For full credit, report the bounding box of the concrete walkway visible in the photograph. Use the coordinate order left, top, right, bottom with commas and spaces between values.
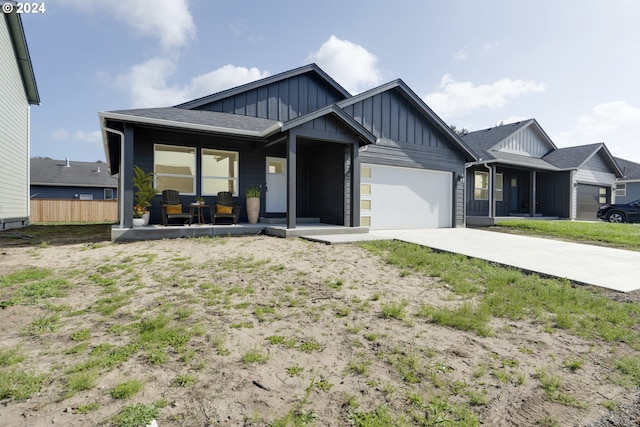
369, 228, 640, 293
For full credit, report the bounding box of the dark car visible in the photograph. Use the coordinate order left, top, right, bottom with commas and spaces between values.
597, 199, 640, 223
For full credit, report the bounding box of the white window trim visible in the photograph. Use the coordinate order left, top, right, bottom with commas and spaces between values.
154, 143, 196, 195
201, 148, 239, 196
616, 183, 627, 197
495, 173, 504, 202
474, 171, 489, 201
104, 188, 114, 200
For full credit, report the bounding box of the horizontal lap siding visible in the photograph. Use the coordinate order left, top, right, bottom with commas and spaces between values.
0, 17, 30, 224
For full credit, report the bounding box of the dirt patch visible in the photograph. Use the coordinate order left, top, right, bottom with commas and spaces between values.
0, 232, 639, 426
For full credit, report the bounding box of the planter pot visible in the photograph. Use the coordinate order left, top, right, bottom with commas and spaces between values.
142, 211, 150, 225
133, 217, 145, 227
246, 197, 260, 224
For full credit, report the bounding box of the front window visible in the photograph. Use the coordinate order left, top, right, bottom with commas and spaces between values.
154, 144, 196, 194
202, 149, 239, 196
104, 188, 114, 200
616, 183, 626, 197
495, 173, 504, 201
474, 171, 488, 200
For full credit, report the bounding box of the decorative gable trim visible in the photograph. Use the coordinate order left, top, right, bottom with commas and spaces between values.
491, 120, 555, 158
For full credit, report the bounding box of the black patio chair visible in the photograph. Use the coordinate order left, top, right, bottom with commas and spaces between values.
209, 191, 240, 224
160, 189, 192, 226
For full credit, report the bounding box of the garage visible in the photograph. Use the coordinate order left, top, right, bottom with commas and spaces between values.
360, 163, 452, 229
576, 184, 610, 221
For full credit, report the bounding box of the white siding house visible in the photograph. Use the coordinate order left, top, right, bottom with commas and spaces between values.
0, 12, 40, 230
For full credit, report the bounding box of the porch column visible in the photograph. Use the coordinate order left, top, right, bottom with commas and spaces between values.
286, 132, 297, 229
350, 143, 360, 227
530, 170, 537, 217
489, 166, 496, 218
122, 124, 134, 228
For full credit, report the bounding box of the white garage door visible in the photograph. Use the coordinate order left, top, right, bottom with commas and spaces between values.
361, 164, 452, 229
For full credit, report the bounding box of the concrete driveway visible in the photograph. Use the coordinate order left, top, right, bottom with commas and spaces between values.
370, 228, 640, 293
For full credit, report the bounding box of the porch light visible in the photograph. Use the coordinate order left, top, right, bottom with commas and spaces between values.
457, 174, 465, 184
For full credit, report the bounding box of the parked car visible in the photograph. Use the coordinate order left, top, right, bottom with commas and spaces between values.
597, 199, 640, 223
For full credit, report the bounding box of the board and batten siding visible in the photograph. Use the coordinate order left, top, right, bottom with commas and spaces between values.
493, 125, 551, 158
0, 16, 30, 229
571, 153, 617, 219
195, 74, 346, 122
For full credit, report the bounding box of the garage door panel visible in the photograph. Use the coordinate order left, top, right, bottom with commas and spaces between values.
362, 164, 452, 230
576, 184, 609, 221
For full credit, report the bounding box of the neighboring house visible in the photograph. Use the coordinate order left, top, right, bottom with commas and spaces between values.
0, 12, 40, 230
99, 63, 476, 232
30, 158, 118, 200
462, 119, 623, 224
614, 157, 640, 203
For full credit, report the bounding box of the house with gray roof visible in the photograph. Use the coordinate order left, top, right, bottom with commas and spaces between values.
462, 119, 623, 224
614, 157, 640, 204
100, 63, 476, 239
30, 158, 118, 200
0, 12, 40, 230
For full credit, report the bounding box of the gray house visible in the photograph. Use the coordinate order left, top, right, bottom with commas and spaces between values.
0, 12, 40, 230
31, 158, 118, 200
614, 157, 640, 204
99, 64, 476, 236
462, 119, 623, 224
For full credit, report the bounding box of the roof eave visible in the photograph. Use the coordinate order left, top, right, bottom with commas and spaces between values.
5, 13, 39, 105
98, 111, 283, 138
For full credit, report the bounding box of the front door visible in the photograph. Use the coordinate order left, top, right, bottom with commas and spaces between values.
510, 177, 518, 212
265, 157, 286, 212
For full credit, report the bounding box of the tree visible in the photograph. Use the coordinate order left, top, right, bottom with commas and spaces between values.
449, 124, 469, 136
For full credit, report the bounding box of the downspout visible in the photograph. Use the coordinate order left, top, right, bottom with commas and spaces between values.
27, 104, 31, 226
464, 159, 494, 219
102, 126, 125, 228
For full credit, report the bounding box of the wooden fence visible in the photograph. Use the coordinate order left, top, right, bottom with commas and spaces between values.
30, 199, 118, 223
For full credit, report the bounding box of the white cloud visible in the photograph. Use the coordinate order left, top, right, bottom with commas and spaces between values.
59, 0, 195, 51
425, 74, 545, 118
453, 48, 468, 62
483, 41, 500, 53
113, 59, 270, 108
51, 129, 102, 146
306, 35, 383, 94
553, 101, 640, 163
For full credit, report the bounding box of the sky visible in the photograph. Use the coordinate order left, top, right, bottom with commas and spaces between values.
19, 0, 640, 165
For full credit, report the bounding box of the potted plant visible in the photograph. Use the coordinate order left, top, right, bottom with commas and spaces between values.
245, 186, 261, 224
132, 204, 146, 227
133, 165, 156, 226
195, 196, 205, 205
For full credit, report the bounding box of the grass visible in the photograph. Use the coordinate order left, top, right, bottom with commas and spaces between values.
241, 348, 269, 364
0, 369, 46, 400
110, 379, 143, 399
109, 400, 167, 427
496, 220, 640, 251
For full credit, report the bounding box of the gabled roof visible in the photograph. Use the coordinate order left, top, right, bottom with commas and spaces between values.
31, 158, 117, 188
281, 104, 376, 145
615, 157, 640, 181
543, 143, 623, 177
175, 63, 351, 110
462, 119, 555, 161
4, 13, 39, 105
338, 79, 477, 161
100, 108, 282, 138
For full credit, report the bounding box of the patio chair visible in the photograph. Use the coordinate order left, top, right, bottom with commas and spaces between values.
209, 191, 240, 224
160, 189, 192, 226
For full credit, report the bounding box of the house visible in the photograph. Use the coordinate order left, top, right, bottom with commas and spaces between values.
99, 64, 476, 238
0, 12, 40, 230
30, 158, 118, 200
462, 119, 623, 225
614, 157, 640, 203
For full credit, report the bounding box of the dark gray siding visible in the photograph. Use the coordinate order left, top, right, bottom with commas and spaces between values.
31, 185, 117, 200
584, 151, 612, 173
131, 126, 286, 224
616, 182, 640, 204
537, 172, 570, 217
194, 74, 345, 122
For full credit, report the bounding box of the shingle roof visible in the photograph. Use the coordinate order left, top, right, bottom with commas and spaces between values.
542, 143, 604, 169
490, 151, 559, 171
31, 158, 117, 187
461, 119, 536, 160
615, 157, 640, 180
104, 107, 282, 136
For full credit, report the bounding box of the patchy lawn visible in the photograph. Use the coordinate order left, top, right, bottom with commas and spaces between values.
0, 228, 640, 426
493, 220, 640, 251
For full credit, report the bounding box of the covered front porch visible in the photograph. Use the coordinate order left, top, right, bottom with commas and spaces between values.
465, 163, 571, 224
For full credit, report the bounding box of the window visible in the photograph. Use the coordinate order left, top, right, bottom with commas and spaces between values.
474, 171, 489, 200
361, 200, 371, 210
361, 167, 371, 178
104, 188, 114, 200
616, 183, 627, 197
495, 173, 504, 201
79, 194, 93, 200
202, 149, 239, 196
361, 184, 371, 195
154, 144, 196, 194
